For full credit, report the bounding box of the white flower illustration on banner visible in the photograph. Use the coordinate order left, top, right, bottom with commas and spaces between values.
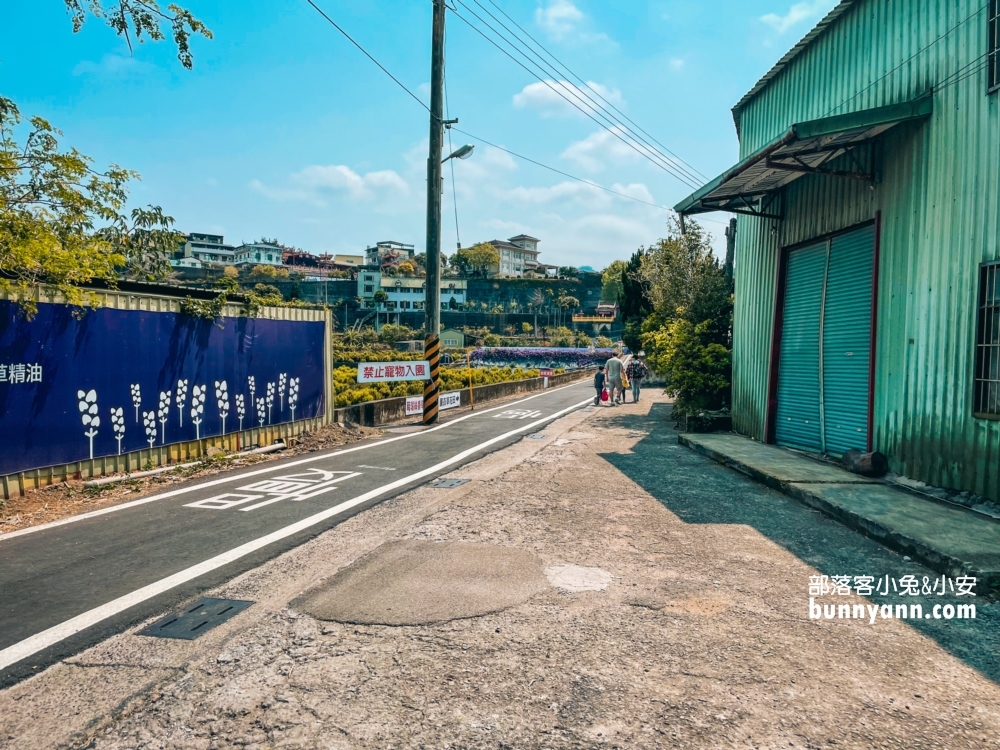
248, 375, 256, 404
130, 383, 141, 422
288, 377, 300, 422
157, 390, 171, 444
278, 372, 287, 410
191, 384, 206, 439
215, 380, 230, 434
256, 397, 266, 428
236, 394, 246, 431
266, 382, 276, 424
143, 410, 157, 448
176, 379, 189, 427
77, 389, 99, 459
111, 407, 125, 455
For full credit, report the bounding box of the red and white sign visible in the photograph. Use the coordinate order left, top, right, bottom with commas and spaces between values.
440, 392, 462, 411
405, 396, 423, 416
357, 361, 430, 383
539, 369, 554, 378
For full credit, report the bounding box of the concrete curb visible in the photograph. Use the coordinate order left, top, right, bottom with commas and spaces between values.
678, 434, 1000, 591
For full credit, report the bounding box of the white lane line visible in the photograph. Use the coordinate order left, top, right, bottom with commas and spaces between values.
0, 381, 589, 542
0, 397, 592, 673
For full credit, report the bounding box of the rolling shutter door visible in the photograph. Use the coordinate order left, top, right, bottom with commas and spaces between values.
822, 226, 874, 455
775, 244, 827, 451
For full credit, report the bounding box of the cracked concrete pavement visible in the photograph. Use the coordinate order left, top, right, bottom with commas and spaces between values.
3, 393, 1000, 749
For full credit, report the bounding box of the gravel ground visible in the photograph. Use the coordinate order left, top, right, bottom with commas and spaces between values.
3, 393, 1000, 749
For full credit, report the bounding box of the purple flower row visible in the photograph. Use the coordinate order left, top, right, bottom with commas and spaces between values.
470, 347, 615, 369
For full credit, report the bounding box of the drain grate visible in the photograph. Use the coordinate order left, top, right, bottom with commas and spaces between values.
527, 433, 546, 439
138, 598, 253, 640
429, 478, 470, 488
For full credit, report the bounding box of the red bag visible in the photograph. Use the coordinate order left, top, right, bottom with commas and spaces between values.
600, 387, 609, 402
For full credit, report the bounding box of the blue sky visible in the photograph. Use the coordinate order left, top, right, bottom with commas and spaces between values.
3, 0, 837, 268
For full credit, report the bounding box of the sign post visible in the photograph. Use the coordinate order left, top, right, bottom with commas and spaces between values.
539, 368, 553, 388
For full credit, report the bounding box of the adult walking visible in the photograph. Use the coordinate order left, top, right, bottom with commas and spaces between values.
605, 351, 624, 405
625, 355, 649, 403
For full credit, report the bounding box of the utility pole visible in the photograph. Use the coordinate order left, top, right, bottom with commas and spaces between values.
422, 0, 446, 425
724, 217, 737, 286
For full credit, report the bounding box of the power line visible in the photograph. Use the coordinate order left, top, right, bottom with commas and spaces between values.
460, 0, 706, 188
303, 0, 727, 226
451, 0, 701, 189
477, 0, 709, 184
304, 0, 430, 113
449, 2, 702, 190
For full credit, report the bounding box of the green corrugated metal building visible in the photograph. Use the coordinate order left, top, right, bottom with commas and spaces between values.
676, 0, 1000, 499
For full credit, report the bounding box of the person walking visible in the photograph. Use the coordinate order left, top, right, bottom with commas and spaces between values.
625, 356, 649, 403
605, 352, 624, 405
594, 365, 607, 407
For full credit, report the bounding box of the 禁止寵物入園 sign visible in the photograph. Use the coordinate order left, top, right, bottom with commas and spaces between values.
357, 362, 430, 383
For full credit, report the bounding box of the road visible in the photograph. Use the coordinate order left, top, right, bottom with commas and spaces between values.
0, 380, 594, 687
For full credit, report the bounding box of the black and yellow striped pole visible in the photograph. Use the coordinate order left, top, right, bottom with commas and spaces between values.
423, 333, 440, 424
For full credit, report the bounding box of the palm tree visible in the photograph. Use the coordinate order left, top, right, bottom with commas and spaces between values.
529, 289, 544, 337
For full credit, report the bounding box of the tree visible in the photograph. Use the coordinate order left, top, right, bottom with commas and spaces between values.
521, 322, 533, 335
639, 217, 733, 422
620, 248, 652, 353
452, 242, 499, 278
222, 265, 239, 278
250, 264, 277, 279
0, 3, 211, 315
64, 1, 212, 69
601, 260, 627, 302
558, 266, 579, 278
398, 260, 415, 276
596, 335, 613, 348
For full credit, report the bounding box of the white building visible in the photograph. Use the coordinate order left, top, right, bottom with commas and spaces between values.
234, 242, 284, 267
364, 240, 415, 267
174, 232, 235, 266
357, 269, 467, 311
485, 234, 541, 278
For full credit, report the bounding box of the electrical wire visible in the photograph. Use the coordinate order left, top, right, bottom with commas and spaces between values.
443, 29, 463, 250
459, 0, 705, 187
449, 1, 702, 190
476, 0, 709, 184
303, 0, 727, 226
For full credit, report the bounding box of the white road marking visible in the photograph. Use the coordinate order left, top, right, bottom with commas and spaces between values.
0, 381, 588, 542
0, 397, 592, 673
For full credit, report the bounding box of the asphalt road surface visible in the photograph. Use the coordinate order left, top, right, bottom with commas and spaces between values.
0, 381, 594, 686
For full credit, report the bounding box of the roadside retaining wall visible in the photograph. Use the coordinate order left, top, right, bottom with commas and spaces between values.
332, 369, 594, 427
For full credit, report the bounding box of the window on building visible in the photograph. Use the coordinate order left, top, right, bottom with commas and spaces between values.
364, 284, 374, 293
975, 262, 1000, 415
401, 300, 410, 310
992, 0, 1000, 91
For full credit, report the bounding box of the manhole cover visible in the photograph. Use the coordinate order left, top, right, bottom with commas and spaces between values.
527, 433, 546, 439
138, 598, 253, 640
429, 478, 469, 488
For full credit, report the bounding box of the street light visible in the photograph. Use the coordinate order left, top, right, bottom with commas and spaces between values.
443, 144, 474, 163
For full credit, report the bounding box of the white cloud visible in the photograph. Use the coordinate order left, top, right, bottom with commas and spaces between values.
250, 164, 408, 206
669, 58, 686, 71
535, 0, 585, 40
561, 126, 639, 172
504, 178, 655, 210
72, 53, 152, 76
760, 1, 831, 34
534, 0, 612, 45
512, 79, 622, 119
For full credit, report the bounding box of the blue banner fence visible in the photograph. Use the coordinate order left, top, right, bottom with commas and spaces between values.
0, 289, 332, 498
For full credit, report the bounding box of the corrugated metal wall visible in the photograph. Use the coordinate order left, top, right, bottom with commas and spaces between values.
732, 0, 1000, 498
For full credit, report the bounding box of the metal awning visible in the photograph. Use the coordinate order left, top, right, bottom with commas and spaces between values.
675, 96, 933, 219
